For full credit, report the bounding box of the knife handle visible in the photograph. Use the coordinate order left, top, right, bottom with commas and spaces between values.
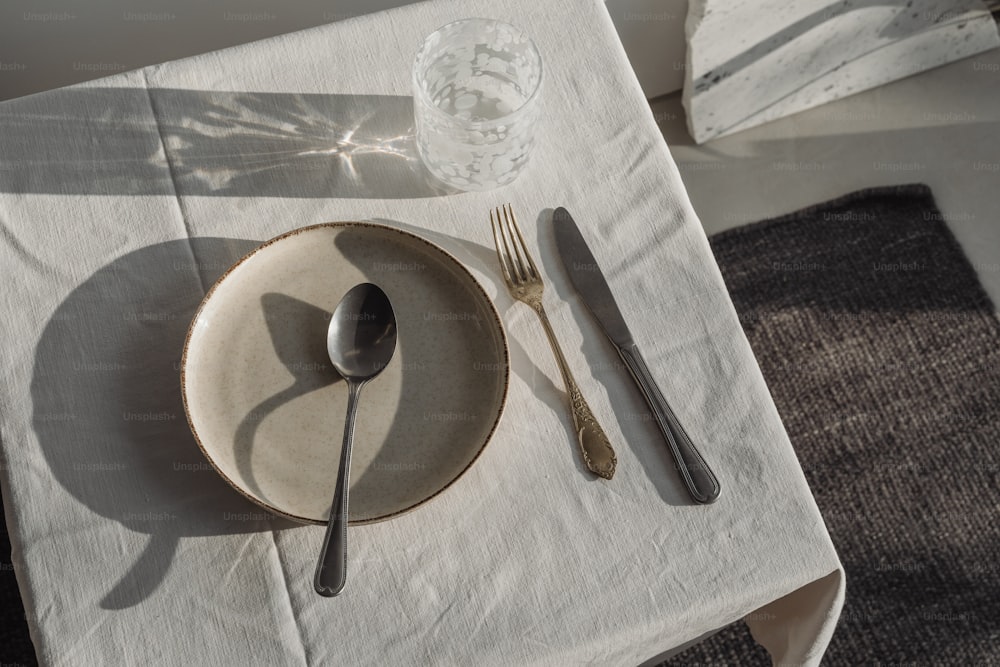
618, 344, 720, 503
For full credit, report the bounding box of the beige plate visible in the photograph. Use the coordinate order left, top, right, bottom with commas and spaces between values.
181, 222, 509, 525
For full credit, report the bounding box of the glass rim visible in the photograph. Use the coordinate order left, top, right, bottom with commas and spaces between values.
411, 17, 543, 129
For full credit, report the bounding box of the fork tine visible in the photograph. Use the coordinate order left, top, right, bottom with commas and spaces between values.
497, 206, 525, 284
504, 204, 538, 279
490, 209, 515, 288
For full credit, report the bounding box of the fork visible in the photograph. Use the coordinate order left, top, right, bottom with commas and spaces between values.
490, 204, 617, 479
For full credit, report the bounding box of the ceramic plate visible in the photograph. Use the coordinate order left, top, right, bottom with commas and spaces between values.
181, 222, 509, 524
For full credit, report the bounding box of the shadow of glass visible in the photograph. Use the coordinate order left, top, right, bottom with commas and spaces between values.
376, 217, 599, 480
533, 207, 690, 505
378, 216, 566, 407
29, 237, 306, 611
0, 87, 454, 198
312, 225, 510, 520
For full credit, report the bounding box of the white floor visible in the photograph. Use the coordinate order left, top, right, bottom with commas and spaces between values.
653, 46, 1000, 311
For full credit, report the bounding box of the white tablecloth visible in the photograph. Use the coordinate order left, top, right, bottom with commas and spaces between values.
0, 0, 844, 664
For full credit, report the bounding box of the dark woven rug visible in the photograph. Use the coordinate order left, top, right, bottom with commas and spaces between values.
0, 496, 34, 665
2, 185, 999, 666
665, 184, 1000, 666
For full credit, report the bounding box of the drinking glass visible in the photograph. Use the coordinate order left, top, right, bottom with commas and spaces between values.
412, 19, 543, 191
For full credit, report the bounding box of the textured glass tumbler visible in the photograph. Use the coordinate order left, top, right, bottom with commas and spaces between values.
412, 19, 543, 191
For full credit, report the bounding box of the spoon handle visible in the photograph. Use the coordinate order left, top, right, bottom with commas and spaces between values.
315, 381, 364, 597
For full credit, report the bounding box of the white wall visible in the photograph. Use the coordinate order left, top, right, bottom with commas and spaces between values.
0, 0, 687, 102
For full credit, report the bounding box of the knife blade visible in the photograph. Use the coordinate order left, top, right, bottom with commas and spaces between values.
552, 207, 721, 503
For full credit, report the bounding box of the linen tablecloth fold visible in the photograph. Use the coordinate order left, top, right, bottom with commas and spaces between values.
0, 0, 843, 664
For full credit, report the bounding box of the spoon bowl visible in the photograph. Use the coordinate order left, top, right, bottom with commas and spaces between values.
315, 282, 397, 597
327, 286, 398, 381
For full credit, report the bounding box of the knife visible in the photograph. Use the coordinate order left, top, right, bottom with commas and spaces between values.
552, 207, 721, 504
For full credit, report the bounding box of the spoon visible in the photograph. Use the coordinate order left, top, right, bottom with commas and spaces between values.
315, 282, 397, 597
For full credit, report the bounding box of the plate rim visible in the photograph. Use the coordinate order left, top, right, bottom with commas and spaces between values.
180, 221, 510, 526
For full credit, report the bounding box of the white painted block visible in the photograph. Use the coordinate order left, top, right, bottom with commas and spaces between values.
682, 0, 1000, 143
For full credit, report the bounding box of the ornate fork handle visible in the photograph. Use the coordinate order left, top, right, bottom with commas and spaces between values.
534, 303, 617, 479
490, 203, 616, 479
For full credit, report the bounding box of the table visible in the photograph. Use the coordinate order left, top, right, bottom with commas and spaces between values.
0, 0, 844, 664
